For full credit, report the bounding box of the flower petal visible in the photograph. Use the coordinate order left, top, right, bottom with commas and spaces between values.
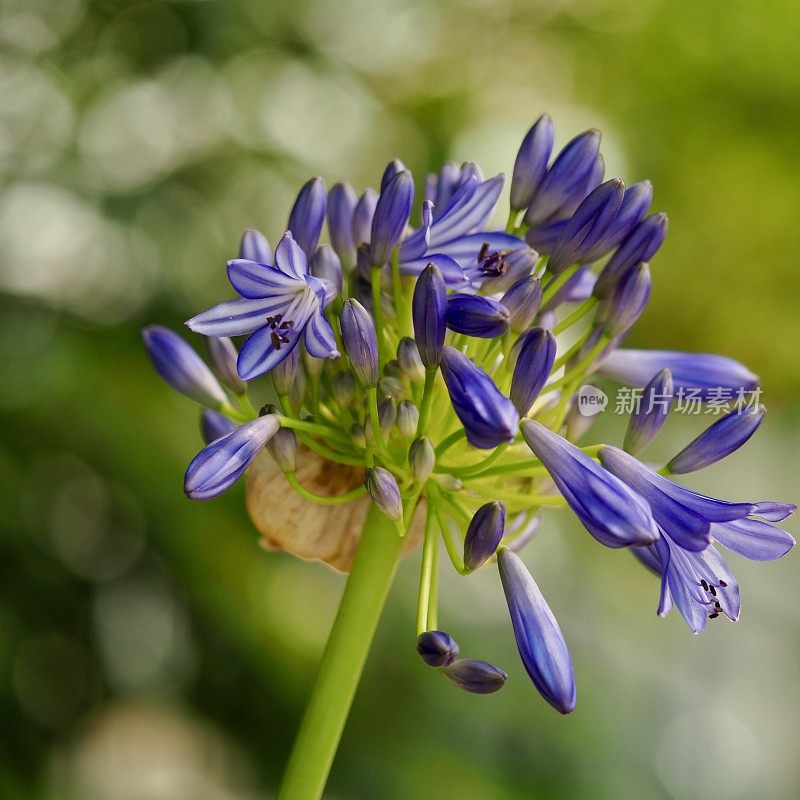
227, 259, 305, 299
274, 231, 309, 280
187, 297, 285, 337
304, 311, 340, 359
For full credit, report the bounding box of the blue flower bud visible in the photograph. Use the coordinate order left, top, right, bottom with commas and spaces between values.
510, 114, 555, 211
397, 337, 425, 382
380, 158, 406, 192
369, 170, 414, 266
184, 414, 280, 500
239, 228, 272, 263
497, 548, 576, 713
416, 630, 460, 667
523, 130, 602, 228
332, 370, 356, 406
143, 326, 228, 408
311, 245, 342, 298
378, 396, 398, 437
521, 420, 659, 548
667, 405, 765, 475
272, 346, 299, 396
594, 212, 668, 297
412, 264, 447, 369
267, 426, 298, 473
597, 348, 759, 399
364, 466, 403, 521
463, 501, 506, 572
340, 299, 379, 387
287, 176, 327, 257
623, 369, 673, 455
200, 409, 236, 444
500, 276, 542, 331
548, 179, 625, 274
440, 346, 520, 449
326, 182, 358, 271
585, 180, 652, 259
445, 294, 510, 338
409, 436, 435, 483
396, 400, 420, 438
205, 336, 246, 395
599, 262, 651, 337
352, 189, 378, 248
441, 659, 507, 694
510, 327, 557, 416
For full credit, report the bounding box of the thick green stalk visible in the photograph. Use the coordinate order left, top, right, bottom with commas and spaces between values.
277, 504, 406, 800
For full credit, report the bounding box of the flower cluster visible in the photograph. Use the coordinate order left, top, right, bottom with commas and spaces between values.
144, 115, 795, 714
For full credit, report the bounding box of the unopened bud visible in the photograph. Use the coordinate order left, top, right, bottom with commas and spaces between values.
409, 437, 435, 483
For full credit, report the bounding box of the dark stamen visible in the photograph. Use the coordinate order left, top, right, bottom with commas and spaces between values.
709, 586, 717, 596
718, 580, 727, 587
709, 612, 719, 619
700, 579, 709, 591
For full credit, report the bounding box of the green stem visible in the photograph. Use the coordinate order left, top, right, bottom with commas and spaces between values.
416, 368, 437, 435
277, 504, 406, 800
416, 500, 439, 634
371, 265, 387, 364
552, 296, 598, 335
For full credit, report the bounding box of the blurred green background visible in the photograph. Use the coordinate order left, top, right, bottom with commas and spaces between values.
1, 0, 798, 798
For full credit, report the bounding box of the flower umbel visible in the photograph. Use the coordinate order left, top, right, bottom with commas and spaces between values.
144, 115, 794, 729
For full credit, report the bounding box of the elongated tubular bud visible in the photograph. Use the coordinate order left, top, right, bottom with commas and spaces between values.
143, 325, 228, 408
239, 228, 272, 263
510, 114, 555, 211
369, 170, 414, 266
340, 299, 379, 387
397, 337, 425, 382
352, 189, 378, 247
327, 181, 358, 271
666, 405, 765, 474
463, 502, 506, 572
501, 276, 542, 331
445, 294, 510, 338
267, 426, 298, 473
378, 396, 397, 437
599, 262, 651, 337
311, 245, 343, 297
272, 346, 299, 396
200, 409, 236, 444
497, 548, 576, 713
332, 370, 356, 406
380, 158, 406, 192
396, 400, 420, 438
412, 264, 447, 369
510, 327, 557, 416
287, 176, 327, 257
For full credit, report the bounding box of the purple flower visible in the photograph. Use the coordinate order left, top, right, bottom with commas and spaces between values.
186, 232, 339, 381
143, 325, 228, 408
548, 178, 625, 274
623, 369, 673, 455
287, 176, 327, 258
667, 405, 765, 475
599, 446, 754, 552
523, 129, 602, 228
380, 158, 406, 191
340, 299, 379, 387
497, 548, 575, 713
510, 114, 555, 212
205, 336, 246, 395
441, 659, 507, 694
510, 327, 556, 415
239, 228, 272, 263
463, 501, 506, 572
635, 504, 794, 633
440, 346, 519, 449
184, 414, 280, 500
594, 212, 668, 297
417, 630, 460, 667
521, 420, 659, 548
370, 169, 414, 266
596, 348, 759, 399
200, 409, 236, 444
400, 174, 525, 287
445, 294, 510, 338
327, 181, 358, 271
588, 180, 652, 258
412, 264, 447, 369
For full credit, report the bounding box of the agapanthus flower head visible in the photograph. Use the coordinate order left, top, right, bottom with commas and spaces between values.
145, 113, 794, 722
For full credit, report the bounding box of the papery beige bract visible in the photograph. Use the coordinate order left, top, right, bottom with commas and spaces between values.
246, 445, 424, 573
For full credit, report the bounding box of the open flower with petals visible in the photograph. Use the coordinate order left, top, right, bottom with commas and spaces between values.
186, 232, 339, 380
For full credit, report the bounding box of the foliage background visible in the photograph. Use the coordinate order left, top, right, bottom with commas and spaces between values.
1, 0, 798, 798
